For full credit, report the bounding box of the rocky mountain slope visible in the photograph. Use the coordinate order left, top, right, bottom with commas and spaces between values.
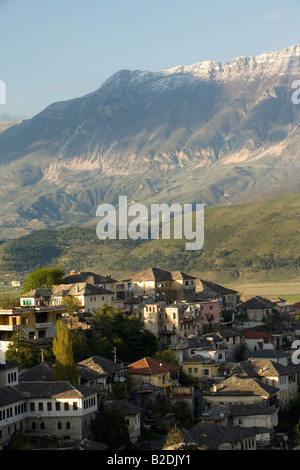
0, 45, 300, 239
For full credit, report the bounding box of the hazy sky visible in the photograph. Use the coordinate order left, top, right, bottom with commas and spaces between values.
1, 0, 300, 119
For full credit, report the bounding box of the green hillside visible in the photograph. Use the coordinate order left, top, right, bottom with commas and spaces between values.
0, 191, 300, 285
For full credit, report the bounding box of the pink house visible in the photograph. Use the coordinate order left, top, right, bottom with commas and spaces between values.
198, 300, 221, 325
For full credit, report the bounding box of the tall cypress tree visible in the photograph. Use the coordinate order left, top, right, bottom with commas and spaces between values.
53, 319, 78, 383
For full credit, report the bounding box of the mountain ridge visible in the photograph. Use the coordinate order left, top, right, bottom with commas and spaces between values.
0, 45, 300, 239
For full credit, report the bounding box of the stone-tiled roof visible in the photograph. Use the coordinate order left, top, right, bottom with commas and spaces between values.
21, 288, 52, 298
78, 356, 123, 376
238, 296, 273, 310
205, 374, 279, 397
183, 423, 256, 450
0, 386, 24, 406
52, 282, 113, 296
63, 271, 118, 285
198, 280, 238, 296
130, 267, 173, 282
15, 381, 96, 399
230, 359, 296, 378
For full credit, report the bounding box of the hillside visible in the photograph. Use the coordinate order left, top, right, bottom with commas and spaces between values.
0, 45, 300, 239
1, 191, 299, 284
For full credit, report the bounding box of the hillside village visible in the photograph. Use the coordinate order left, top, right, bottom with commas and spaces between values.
0, 266, 300, 451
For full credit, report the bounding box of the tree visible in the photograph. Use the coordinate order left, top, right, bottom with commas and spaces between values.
5, 329, 41, 368
90, 408, 130, 449
22, 267, 65, 293
52, 320, 78, 382
163, 425, 185, 449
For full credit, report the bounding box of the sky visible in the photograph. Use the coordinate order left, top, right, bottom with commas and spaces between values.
0, 0, 300, 120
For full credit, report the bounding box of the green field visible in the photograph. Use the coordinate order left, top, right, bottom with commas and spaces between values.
0, 191, 299, 287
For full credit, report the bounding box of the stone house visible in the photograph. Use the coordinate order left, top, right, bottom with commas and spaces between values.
230, 359, 298, 409
129, 267, 197, 303
0, 359, 98, 448
51, 283, 113, 313
237, 296, 274, 322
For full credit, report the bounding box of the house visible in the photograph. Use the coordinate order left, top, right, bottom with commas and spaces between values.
51, 283, 114, 313
0, 357, 98, 448
195, 300, 221, 326
102, 399, 142, 444
230, 359, 298, 408
199, 402, 278, 448
203, 328, 242, 361
249, 349, 289, 366
196, 280, 238, 310
0, 303, 68, 353
77, 356, 127, 395
63, 271, 119, 300
129, 267, 197, 303
243, 331, 276, 352
127, 357, 179, 395
171, 335, 227, 365
237, 296, 274, 322
142, 300, 202, 348
182, 422, 257, 450
202, 373, 279, 408
182, 355, 223, 380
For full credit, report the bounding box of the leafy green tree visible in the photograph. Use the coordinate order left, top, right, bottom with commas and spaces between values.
52, 320, 78, 382
154, 349, 177, 364
0, 293, 19, 308
5, 330, 41, 368
22, 267, 65, 293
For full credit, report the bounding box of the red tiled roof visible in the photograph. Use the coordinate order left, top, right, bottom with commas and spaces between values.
127, 357, 179, 375
243, 331, 273, 339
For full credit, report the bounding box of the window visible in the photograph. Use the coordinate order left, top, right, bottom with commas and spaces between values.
38, 403, 43, 411
73, 402, 78, 410
57, 422, 62, 430
47, 402, 52, 411
30, 403, 35, 411
64, 403, 69, 411
56, 402, 61, 411
66, 422, 70, 429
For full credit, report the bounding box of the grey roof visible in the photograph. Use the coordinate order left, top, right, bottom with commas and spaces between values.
0, 386, 24, 407
198, 280, 238, 296
19, 363, 54, 382
183, 423, 256, 450
230, 359, 296, 378
15, 381, 96, 399
63, 271, 118, 285
0, 360, 19, 371
204, 374, 279, 397
78, 356, 124, 376
203, 402, 275, 418
21, 288, 52, 298
250, 350, 288, 359
19, 362, 100, 382
130, 267, 173, 282
52, 282, 113, 296
238, 296, 274, 310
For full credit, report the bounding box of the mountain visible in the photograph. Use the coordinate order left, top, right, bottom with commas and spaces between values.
0, 191, 299, 284
0, 45, 300, 239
